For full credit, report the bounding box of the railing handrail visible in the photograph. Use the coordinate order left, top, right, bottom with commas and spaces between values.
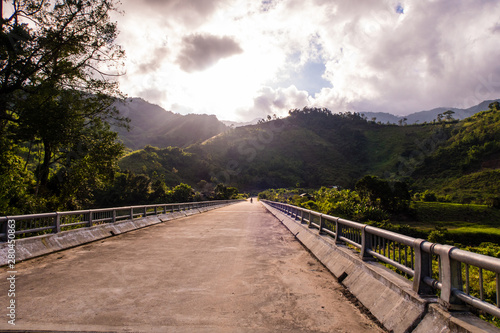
0, 200, 230, 222
1, 200, 238, 241
261, 199, 500, 320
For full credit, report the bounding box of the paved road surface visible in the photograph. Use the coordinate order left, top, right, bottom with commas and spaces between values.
0, 201, 382, 332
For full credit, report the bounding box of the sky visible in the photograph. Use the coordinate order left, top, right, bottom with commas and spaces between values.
113, 0, 500, 122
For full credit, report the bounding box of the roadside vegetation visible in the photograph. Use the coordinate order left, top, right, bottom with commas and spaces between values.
258, 184, 500, 248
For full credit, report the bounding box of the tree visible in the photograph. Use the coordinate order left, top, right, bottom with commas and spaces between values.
0, 0, 127, 213
169, 183, 193, 203
214, 183, 239, 200
1, 0, 124, 122
149, 179, 168, 203
355, 175, 410, 213
443, 110, 455, 121
49, 119, 124, 209
96, 171, 150, 207
489, 101, 499, 111
18, 88, 125, 192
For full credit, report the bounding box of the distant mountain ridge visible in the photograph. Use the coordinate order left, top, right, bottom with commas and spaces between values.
221, 118, 261, 127
118, 104, 500, 204
362, 99, 500, 124
113, 98, 229, 150
112, 97, 500, 150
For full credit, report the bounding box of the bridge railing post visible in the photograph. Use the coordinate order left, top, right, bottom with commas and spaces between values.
88, 210, 93, 228
437, 245, 466, 310
300, 209, 304, 224
54, 213, 61, 234
360, 226, 373, 260
318, 214, 324, 234
412, 239, 434, 295
335, 218, 343, 244
112, 209, 116, 223
130, 207, 134, 220
1, 219, 7, 242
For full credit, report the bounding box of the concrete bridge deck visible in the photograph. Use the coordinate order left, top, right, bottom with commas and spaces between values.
0, 201, 382, 332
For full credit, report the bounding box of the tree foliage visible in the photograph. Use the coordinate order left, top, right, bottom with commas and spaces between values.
355, 175, 410, 213
258, 186, 390, 222
0, 0, 127, 213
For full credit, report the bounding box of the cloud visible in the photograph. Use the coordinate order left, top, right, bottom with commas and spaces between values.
311, 0, 500, 115
137, 87, 168, 103
240, 85, 311, 119
176, 34, 243, 73
115, 0, 500, 121
137, 46, 170, 74
120, 0, 228, 28
492, 22, 500, 34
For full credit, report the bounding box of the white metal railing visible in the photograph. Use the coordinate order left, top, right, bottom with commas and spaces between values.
1, 200, 237, 240
262, 200, 500, 319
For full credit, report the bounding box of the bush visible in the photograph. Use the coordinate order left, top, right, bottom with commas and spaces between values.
488, 197, 500, 209
428, 227, 450, 244
422, 190, 437, 202
301, 200, 318, 211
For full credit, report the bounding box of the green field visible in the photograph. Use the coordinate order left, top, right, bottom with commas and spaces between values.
399, 202, 500, 246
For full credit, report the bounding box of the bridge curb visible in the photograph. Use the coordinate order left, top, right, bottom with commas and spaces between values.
261, 201, 499, 333
0, 203, 234, 266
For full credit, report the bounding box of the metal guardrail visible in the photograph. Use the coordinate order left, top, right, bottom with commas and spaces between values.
0, 200, 237, 241
262, 200, 500, 319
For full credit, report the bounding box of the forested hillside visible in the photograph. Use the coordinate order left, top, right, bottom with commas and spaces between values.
119, 103, 500, 205
118, 146, 210, 187
412, 102, 500, 204
112, 98, 229, 150
184, 108, 442, 189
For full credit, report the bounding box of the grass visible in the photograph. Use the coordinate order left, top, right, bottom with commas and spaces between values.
402, 202, 500, 246
412, 201, 500, 224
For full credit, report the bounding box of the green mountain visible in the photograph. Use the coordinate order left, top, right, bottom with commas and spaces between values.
411, 104, 500, 203
118, 146, 210, 187
113, 98, 229, 150
192, 108, 437, 190
118, 103, 500, 204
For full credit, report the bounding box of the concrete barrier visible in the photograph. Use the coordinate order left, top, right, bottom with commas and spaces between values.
262, 201, 500, 333
0, 203, 233, 266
